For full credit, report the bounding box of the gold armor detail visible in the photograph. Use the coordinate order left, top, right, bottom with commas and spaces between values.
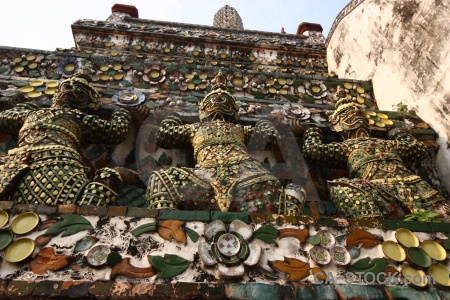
146, 71, 305, 214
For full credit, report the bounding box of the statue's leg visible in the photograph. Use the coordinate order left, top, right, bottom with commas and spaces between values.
146, 167, 213, 210
0, 151, 29, 198
232, 174, 283, 214
328, 178, 386, 218
378, 175, 445, 213
12, 163, 88, 205
78, 167, 123, 206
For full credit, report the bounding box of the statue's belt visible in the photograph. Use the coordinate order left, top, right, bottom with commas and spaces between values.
370, 175, 422, 184
19, 123, 81, 146
8, 145, 84, 165
196, 154, 249, 168
349, 151, 401, 174
194, 137, 246, 160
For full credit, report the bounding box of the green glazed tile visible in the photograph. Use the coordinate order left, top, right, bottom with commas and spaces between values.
335, 284, 387, 300
386, 286, 440, 300
224, 283, 247, 299
295, 285, 316, 299
199, 283, 225, 299
246, 283, 281, 300
430, 222, 450, 233
382, 220, 432, 232
313, 285, 338, 300
159, 210, 210, 221
211, 212, 248, 223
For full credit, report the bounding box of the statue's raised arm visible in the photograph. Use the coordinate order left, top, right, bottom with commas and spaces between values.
146, 71, 305, 215
302, 87, 444, 219
0, 67, 132, 206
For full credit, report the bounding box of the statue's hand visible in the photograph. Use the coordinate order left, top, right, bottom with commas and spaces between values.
160, 115, 184, 127
124, 105, 150, 128
303, 126, 322, 137
7, 94, 40, 109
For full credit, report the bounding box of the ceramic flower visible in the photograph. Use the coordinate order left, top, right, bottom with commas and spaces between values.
305, 80, 327, 99
282, 103, 311, 120
198, 219, 261, 278
57, 57, 81, 78
112, 89, 145, 106
143, 65, 166, 84
227, 72, 247, 91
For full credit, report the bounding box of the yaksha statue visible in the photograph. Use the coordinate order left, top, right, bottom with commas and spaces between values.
0, 69, 131, 206
302, 88, 444, 218
146, 72, 305, 215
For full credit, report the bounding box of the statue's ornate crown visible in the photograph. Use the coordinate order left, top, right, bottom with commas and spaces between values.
199, 71, 239, 111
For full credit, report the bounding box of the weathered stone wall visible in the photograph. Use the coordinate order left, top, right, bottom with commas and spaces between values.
1, 201, 450, 299
326, 0, 450, 193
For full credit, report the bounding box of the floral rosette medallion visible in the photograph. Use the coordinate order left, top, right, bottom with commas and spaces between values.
316, 230, 335, 248
57, 57, 81, 78
198, 219, 261, 278
330, 245, 351, 266
310, 246, 331, 265
112, 89, 145, 106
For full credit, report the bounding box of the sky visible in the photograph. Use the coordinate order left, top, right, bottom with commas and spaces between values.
0, 0, 350, 51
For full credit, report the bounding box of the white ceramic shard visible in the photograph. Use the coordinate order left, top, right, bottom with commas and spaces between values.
198, 242, 216, 266
204, 220, 226, 241
217, 263, 245, 278
244, 243, 262, 266
229, 219, 253, 241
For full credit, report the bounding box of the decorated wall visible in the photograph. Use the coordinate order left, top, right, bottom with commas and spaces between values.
0, 4, 448, 299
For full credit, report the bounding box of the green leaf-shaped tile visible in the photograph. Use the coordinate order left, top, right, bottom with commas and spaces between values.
144, 102, 162, 109
138, 83, 151, 89
253, 224, 279, 245
185, 227, 200, 243
348, 257, 386, 282
45, 214, 93, 237
286, 94, 299, 102
1, 90, 19, 97
148, 254, 191, 278
99, 88, 117, 96
131, 64, 144, 71
11, 80, 29, 87
131, 222, 157, 237
121, 80, 133, 87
